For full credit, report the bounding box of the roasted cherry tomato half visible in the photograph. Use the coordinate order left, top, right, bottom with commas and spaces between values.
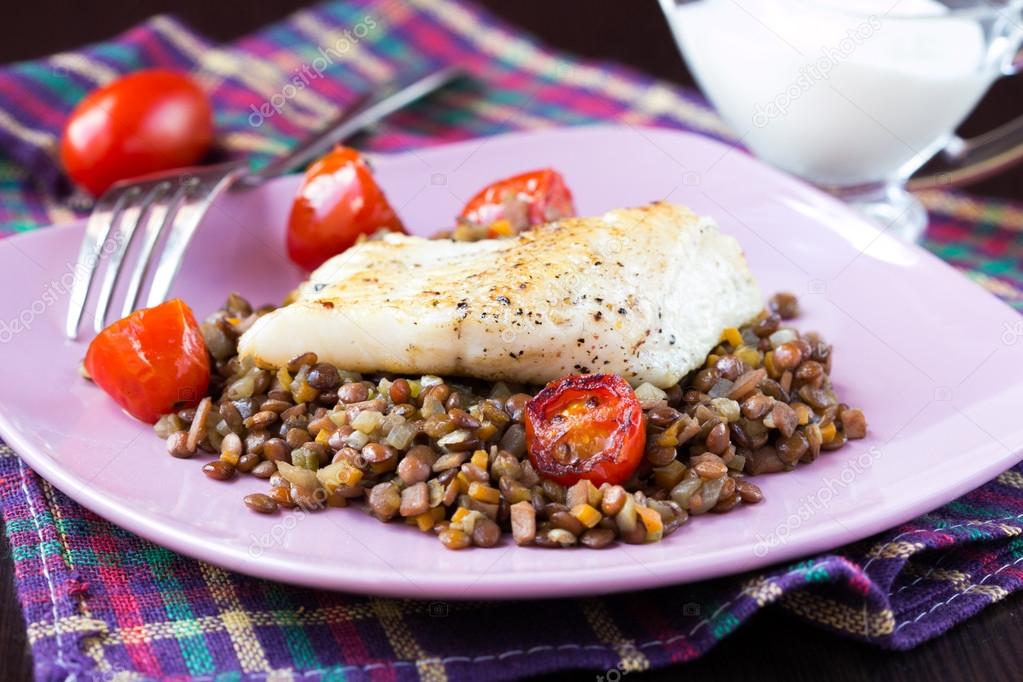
84, 299, 210, 423
458, 168, 576, 232
524, 374, 646, 487
286, 146, 405, 270
60, 69, 214, 196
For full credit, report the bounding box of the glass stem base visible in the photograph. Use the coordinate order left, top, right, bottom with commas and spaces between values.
830, 183, 928, 242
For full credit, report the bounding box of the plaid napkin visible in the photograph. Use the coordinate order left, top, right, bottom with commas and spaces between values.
2, 1, 1023, 680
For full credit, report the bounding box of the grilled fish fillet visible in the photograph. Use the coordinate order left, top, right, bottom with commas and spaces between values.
239, 202, 762, 388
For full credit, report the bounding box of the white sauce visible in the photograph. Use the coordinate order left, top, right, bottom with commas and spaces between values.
663, 0, 1013, 186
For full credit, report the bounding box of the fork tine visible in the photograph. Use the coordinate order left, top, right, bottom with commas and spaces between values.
120, 181, 186, 319
64, 186, 141, 339
92, 182, 171, 333
145, 165, 245, 308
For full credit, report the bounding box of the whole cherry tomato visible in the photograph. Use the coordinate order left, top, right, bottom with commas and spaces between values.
459, 168, 576, 232
84, 299, 210, 423
60, 69, 214, 196
286, 146, 405, 270
524, 374, 646, 487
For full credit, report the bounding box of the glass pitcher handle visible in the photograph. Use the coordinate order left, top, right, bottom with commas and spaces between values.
908, 117, 1023, 190
908, 50, 1023, 191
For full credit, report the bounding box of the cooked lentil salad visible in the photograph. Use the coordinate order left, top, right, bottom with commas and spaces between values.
152, 290, 867, 550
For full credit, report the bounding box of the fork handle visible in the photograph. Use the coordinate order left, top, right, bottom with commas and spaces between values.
237, 66, 463, 188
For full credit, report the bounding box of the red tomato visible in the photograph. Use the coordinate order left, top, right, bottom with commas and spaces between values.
524, 374, 646, 487
60, 69, 214, 196
84, 299, 210, 423
286, 146, 405, 270
459, 168, 576, 230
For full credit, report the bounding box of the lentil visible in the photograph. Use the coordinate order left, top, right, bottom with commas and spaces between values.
368, 482, 401, 521
645, 445, 677, 467
251, 460, 277, 479
187, 397, 212, 452
236, 452, 260, 473
269, 486, 295, 508
202, 460, 234, 481
389, 378, 412, 404
164, 430, 191, 458
736, 479, 764, 504
580, 528, 616, 549
262, 438, 290, 462
400, 482, 430, 517
694, 458, 728, 479
397, 446, 435, 484
471, 518, 501, 547
439, 526, 471, 550
769, 292, 799, 319
158, 291, 863, 551
244, 493, 278, 514
841, 408, 868, 439
510, 501, 536, 545
338, 382, 369, 404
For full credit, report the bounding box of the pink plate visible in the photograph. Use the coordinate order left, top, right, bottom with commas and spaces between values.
1, 125, 1021, 599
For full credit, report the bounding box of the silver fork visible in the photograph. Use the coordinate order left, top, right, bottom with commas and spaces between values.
65, 65, 462, 340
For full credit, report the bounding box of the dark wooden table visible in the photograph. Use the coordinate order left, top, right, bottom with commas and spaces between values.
2, 2, 1022, 680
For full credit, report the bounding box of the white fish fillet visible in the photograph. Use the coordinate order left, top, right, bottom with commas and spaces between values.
239, 202, 762, 388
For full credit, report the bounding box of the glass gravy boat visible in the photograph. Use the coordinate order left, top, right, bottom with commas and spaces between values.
660, 0, 1023, 240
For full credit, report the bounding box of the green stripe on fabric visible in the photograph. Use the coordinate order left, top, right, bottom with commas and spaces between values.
66, 548, 99, 567
5, 519, 37, 534
372, 33, 418, 64
11, 544, 39, 562
0, 161, 29, 181
15, 62, 89, 102
985, 260, 1017, 276
263, 582, 321, 669
92, 43, 146, 70
324, 1, 373, 27
7, 221, 35, 234
711, 612, 741, 639
322, 666, 349, 682
944, 500, 1017, 520
931, 244, 970, 259
143, 546, 217, 676
11, 539, 61, 562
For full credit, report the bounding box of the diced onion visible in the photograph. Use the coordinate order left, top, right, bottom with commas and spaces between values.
709, 397, 741, 422
386, 421, 418, 450
420, 395, 446, 418
345, 430, 370, 450
352, 410, 384, 434
635, 382, 667, 402
769, 329, 798, 348
489, 382, 512, 400
277, 461, 320, 489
